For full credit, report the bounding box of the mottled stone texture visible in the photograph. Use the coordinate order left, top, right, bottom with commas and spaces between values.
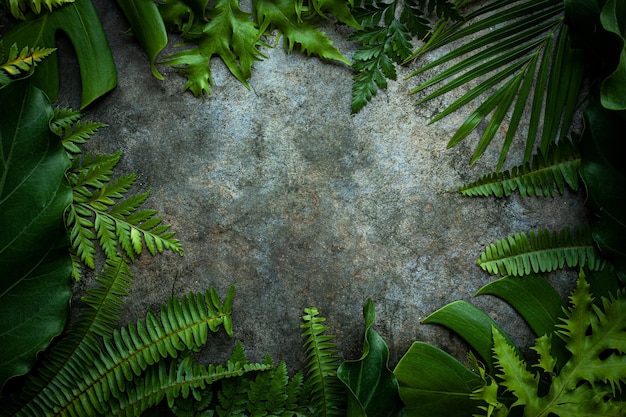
67, 1, 586, 369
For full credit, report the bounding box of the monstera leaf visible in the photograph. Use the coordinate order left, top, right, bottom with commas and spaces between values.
0, 82, 73, 387
1, 0, 116, 108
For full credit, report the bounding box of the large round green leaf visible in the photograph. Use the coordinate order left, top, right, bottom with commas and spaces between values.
0, 82, 73, 388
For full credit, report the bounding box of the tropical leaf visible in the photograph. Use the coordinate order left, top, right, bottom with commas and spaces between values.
3, 0, 73, 19
12, 286, 236, 416
0, 82, 72, 388
337, 299, 403, 417
50, 107, 107, 154
0, 0, 116, 108
301, 307, 346, 417
422, 300, 516, 373
580, 98, 626, 281
115, 0, 169, 80
457, 137, 580, 198
160, 0, 266, 98
254, 0, 351, 65
394, 342, 482, 417
481, 275, 626, 416
477, 227, 605, 276
0, 43, 56, 85
408, 0, 584, 168
598, 0, 626, 110
65, 146, 182, 273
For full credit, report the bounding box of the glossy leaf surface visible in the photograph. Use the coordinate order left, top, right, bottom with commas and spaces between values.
394, 342, 481, 417
0, 82, 72, 387
337, 299, 403, 417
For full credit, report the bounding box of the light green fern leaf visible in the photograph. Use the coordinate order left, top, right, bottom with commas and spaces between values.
50, 107, 107, 154
483, 275, 626, 416
458, 138, 580, 198
477, 227, 605, 276
0, 42, 55, 84
5, 0, 74, 18
67, 149, 182, 269
301, 307, 345, 417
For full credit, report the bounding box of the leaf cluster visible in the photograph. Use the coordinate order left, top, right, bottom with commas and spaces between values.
158, 0, 355, 98
350, 0, 464, 113
2, 0, 72, 19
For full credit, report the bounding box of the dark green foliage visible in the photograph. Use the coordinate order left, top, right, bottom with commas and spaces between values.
409, 0, 583, 168
0, 81, 73, 388
477, 227, 605, 276
457, 138, 580, 198
350, 0, 463, 113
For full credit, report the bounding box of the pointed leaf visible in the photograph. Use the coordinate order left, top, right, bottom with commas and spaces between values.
394, 342, 482, 417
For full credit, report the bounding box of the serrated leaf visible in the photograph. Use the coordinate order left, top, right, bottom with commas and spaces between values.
1, 0, 117, 108
161, 0, 265, 97
0, 43, 56, 84
0, 82, 72, 387
255, 0, 351, 65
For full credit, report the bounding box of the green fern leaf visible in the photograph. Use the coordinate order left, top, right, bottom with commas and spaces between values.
5, 0, 73, 18
14, 287, 236, 417
160, 0, 266, 98
350, 19, 412, 113
301, 307, 345, 417
255, 0, 351, 65
458, 138, 580, 197
67, 148, 182, 267
8, 257, 133, 415
0, 42, 56, 84
49, 106, 107, 154
477, 227, 605, 276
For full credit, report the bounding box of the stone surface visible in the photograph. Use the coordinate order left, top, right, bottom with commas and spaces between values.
67, 2, 587, 369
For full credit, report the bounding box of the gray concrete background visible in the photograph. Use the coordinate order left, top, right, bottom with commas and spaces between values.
66, 2, 586, 369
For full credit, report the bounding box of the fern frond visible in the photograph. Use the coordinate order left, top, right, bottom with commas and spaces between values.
477, 227, 605, 276
15, 286, 236, 417
0, 43, 55, 84
458, 138, 580, 197
4, 0, 74, 18
110, 353, 272, 417
51, 109, 107, 154
301, 307, 345, 417
480, 275, 626, 416
8, 257, 133, 415
67, 150, 182, 268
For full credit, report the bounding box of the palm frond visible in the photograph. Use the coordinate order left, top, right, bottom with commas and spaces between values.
477, 227, 606, 277
301, 307, 345, 417
458, 137, 580, 197
408, 0, 584, 168
14, 286, 236, 417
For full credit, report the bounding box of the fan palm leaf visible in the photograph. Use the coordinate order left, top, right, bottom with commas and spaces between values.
408, 0, 584, 169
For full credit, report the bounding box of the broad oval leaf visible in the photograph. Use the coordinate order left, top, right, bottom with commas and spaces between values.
337, 299, 403, 417
394, 342, 482, 417
0, 82, 73, 387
